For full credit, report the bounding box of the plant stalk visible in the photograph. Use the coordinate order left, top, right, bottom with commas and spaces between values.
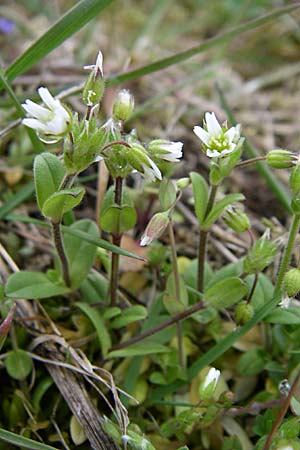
110, 176, 123, 305
51, 220, 71, 287
197, 184, 218, 292
263, 369, 300, 450
275, 213, 300, 292
168, 220, 185, 369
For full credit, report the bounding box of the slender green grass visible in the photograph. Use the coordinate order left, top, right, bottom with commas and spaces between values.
0, 428, 59, 450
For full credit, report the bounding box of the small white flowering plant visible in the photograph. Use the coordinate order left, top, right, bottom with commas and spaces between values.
4, 47, 300, 450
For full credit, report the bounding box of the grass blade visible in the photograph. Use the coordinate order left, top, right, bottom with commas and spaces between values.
2, 0, 114, 85
0, 428, 59, 450
108, 3, 300, 86
216, 83, 292, 213
0, 182, 35, 219
5, 213, 145, 260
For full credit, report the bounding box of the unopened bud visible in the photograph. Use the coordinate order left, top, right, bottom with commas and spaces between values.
243, 229, 278, 273
234, 301, 253, 325
140, 212, 169, 246
177, 177, 190, 189
198, 367, 220, 400
223, 205, 250, 233
266, 150, 297, 169
112, 89, 134, 122
283, 268, 300, 297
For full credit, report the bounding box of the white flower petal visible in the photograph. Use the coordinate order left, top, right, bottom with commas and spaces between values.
193, 126, 210, 145
140, 235, 152, 246
224, 127, 236, 143
147, 157, 162, 180
95, 50, 104, 77
22, 100, 51, 120
205, 112, 222, 136
22, 118, 48, 132
38, 87, 57, 110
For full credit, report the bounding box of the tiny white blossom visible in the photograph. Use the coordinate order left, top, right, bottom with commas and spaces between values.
22, 87, 70, 138
203, 367, 220, 390
141, 156, 162, 183
279, 294, 292, 309
193, 112, 242, 158
149, 139, 183, 163
84, 50, 103, 78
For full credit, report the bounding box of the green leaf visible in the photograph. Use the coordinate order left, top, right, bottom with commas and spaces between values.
42, 187, 84, 221
76, 302, 111, 356
34, 153, 65, 210
0, 427, 59, 450
204, 277, 248, 309
108, 342, 170, 358
5, 271, 70, 299
64, 220, 98, 288
110, 305, 147, 329
237, 348, 269, 376
266, 307, 300, 324
70, 415, 86, 446
32, 377, 53, 413
190, 172, 208, 225
0, 182, 35, 220
159, 179, 177, 210
202, 193, 245, 230
79, 271, 108, 304
3, 0, 114, 85
5, 349, 33, 380
100, 204, 137, 233
163, 273, 189, 316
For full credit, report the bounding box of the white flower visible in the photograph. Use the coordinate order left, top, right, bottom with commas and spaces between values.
84, 50, 103, 78
203, 367, 220, 390
141, 156, 162, 183
193, 112, 242, 158
279, 294, 292, 309
22, 87, 70, 138
148, 139, 183, 163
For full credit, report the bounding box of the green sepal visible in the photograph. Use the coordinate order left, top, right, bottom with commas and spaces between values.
100, 204, 137, 234
34, 153, 65, 211
42, 187, 85, 221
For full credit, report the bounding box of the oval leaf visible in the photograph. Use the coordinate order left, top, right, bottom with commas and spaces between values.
34, 153, 65, 210
203, 193, 245, 230
5, 349, 33, 380
204, 277, 248, 309
63, 219, 98, 288
266, 307, 300, 324
100, 204, 137, 233
190, 172, 209, 225
42, 187, 85, 221
110, 305, 147, 329
5, 271, 70, 299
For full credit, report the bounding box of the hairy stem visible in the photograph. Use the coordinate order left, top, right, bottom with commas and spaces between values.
168, 220, 185, 369
246, 271, 259, 304
275, 213, 300, 292
235, 156, 267, 168
110, 176, 123, 305
197, 184, 218, 292
110, 299, 205, 352
51, 220, 71, 287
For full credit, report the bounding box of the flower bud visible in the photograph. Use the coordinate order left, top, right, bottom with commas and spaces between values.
140, 211, 169, 246
112, 89, 134, 122
243, 229, 278, 274
266, 150, 297, 169
148, 139, 183, 163
198, 367, 220, 400
290, 165, 300, 195
83, 51, 105, 107
283, 268, 300, 297
177, 177, 190, 189
234, 301, 254, 325
223, 205, 250, 233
